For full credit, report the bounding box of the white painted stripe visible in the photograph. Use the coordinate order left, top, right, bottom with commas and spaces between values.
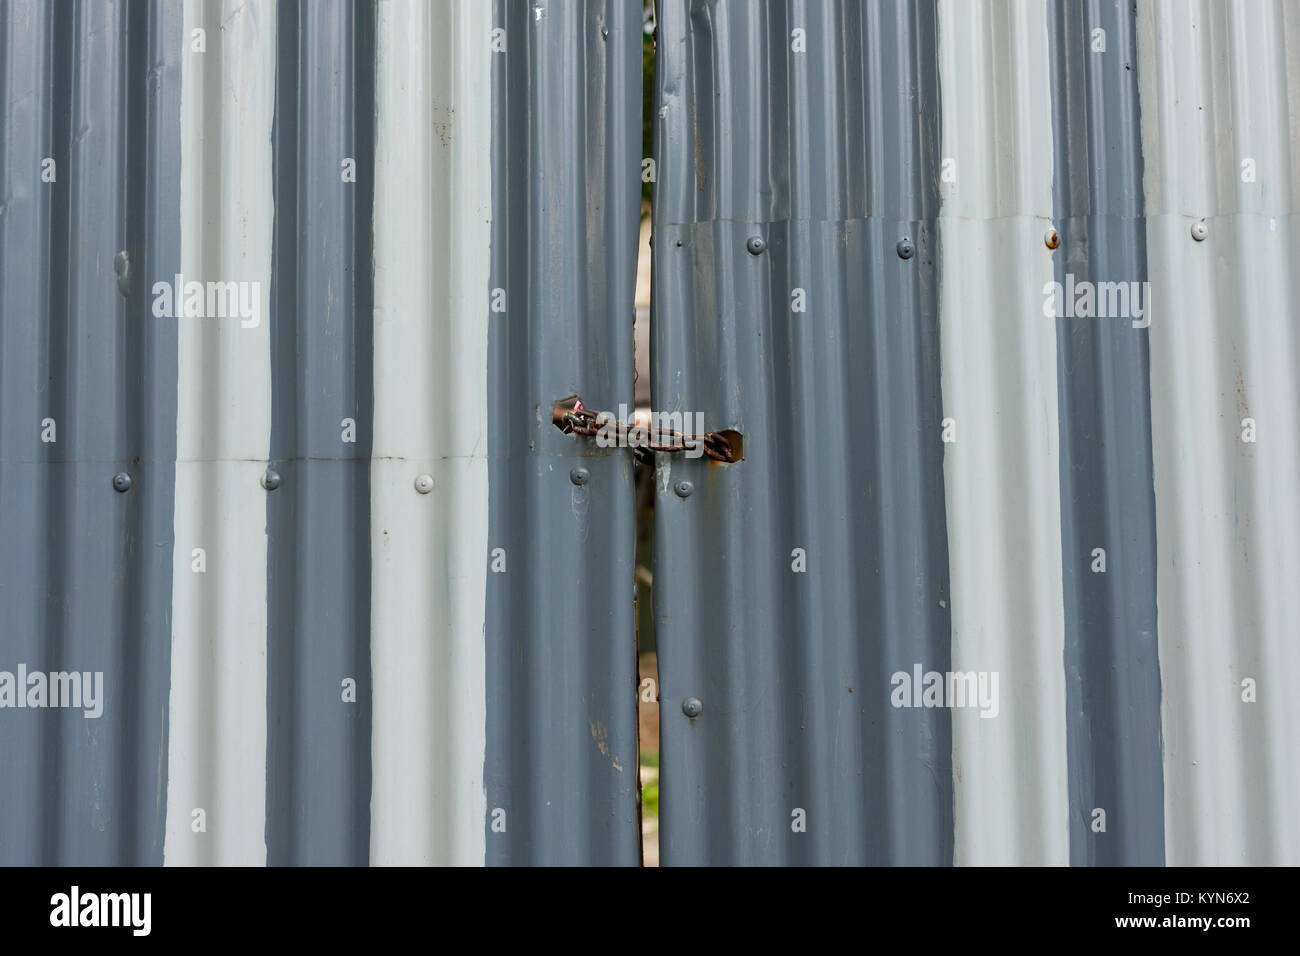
1138, 0, 1300, 865
370, 0, 491, 865
165, 0, 275, 865
937, 0, 1070, 865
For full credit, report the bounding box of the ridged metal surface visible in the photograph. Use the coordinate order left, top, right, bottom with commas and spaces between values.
652, 0, 1299, 866
165, 0, 274, 866
1048, 0, 1164, 867
368, 0, 491, 868
167, 0, 493, 868
1139, 0, 1300, 865
652, 0, 953, 866
3, 0, 1298, 867
485, 0, 643, 866
0, 0, 181, 865
937, 0, 1068, 866
264, 0, 376, 867
5, 0, 510, 867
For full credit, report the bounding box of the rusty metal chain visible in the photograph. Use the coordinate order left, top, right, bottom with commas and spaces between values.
552, 396, 740, 464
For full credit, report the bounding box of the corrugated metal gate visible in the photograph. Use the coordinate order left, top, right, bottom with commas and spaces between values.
1, 0, 1297, 867
652, 0, 954, 865
650, 0, 1299, 866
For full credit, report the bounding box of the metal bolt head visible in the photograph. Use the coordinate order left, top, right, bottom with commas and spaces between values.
570, 466, 591, 486
112, 472, 132, 493
674, 479, 694, 498
414, 474, 435, 494
896, 237, 915, 259
1191, 219, 1208, 241
682, 697, 703, 718
261, 469, 281, 491
746, 235, 766, 255
1044, 228, 1060, 250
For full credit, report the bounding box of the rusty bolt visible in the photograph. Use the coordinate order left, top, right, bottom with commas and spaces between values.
1045, 228, 1060, 250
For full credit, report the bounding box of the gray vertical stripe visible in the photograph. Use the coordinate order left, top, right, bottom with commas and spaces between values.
0, 0, 181, 865
267, 0, 375, 866
486, 0, 643, 866
1047, 0, 1165, 865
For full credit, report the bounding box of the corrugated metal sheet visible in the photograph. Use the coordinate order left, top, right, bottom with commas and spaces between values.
2, 0, 1297, 867
0, 0, 577, 866
1, 0, 181, 865
1049, 0, 1164, 867
937, 0, 1067, 866
264, 0, 377, 867
652, 0, 952, 866
651, 0, 1299, 866
1139, 0, 1300, 865
369, 0, 491, 868
485, 0, 643, 866
165, 0, 274, 866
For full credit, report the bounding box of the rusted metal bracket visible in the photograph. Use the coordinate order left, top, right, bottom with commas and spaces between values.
552, 396, 742, 464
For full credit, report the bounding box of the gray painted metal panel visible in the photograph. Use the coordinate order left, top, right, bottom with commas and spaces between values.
485, 0, 643, 865
652, 0, 953, 865
0, 0, 181, 865
267, 0, 375, 865
1047, 0, 1164, 865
